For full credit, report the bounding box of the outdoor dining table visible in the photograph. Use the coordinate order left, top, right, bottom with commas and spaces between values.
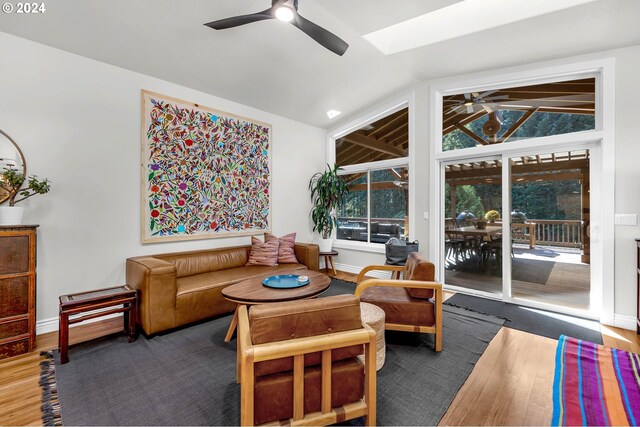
446, 225, 503, 264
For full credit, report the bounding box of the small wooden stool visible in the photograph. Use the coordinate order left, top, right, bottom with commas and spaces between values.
319, 250, 338, 275
58, 285, 137, 364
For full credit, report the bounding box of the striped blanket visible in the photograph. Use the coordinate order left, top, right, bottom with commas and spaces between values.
553, 335, 640, 426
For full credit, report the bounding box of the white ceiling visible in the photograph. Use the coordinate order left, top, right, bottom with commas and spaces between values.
1, 0, 639, 128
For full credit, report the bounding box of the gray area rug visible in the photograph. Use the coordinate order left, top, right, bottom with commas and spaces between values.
46, 279, 504, 426
444, 292, 603, 344
449, 256, 555, 285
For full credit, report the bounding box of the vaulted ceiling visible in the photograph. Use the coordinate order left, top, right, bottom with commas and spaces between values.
1, 0, 639, 128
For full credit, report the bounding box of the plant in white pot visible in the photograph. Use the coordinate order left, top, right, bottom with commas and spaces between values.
0, 167, 51, 225
309, 164, 348, 253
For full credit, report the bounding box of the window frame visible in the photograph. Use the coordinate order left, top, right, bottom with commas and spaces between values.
327, 94, 415, 253
429, 58, 615, 324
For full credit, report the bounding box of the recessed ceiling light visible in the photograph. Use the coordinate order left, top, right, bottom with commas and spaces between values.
326, 110, 342, 119
274, 5, 295, 22
363, 0, 598, 55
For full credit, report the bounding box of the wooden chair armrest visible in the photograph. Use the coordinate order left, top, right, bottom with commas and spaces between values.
356, 264, 405, 283
355, 279, 443, 297
247, 328, 373, 363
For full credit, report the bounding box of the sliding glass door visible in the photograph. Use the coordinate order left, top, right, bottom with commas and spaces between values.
443, 156, 503, 297
440, 145, 595, 316
507, 148, 592, 311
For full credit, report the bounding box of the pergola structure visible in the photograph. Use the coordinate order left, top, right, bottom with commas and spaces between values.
443, 78, 595, 145
334, 79, 595, 257
446, 150, 591, 263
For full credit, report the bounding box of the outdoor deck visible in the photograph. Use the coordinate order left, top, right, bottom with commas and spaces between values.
445, 244, 591, 311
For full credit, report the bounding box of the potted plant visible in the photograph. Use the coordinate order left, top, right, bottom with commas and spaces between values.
0, 167, 51, 225
485, 210, 501, 223
309, 164, 348, 252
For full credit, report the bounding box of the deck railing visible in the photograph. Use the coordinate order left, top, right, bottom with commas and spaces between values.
529, 219, 582, 248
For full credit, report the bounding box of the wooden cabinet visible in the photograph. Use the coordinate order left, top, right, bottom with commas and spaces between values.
0, 225, 38, 359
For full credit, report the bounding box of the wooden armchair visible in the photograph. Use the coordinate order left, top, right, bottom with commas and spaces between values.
355, 252, 443, 351
237, 295, 377, 426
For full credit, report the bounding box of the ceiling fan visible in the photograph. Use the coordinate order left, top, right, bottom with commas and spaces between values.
204, 0, 349, 56
445, 90, 509, 115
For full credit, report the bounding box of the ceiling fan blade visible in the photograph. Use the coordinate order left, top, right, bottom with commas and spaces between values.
477, 89, 499, 99
466, 105, 474, 114
463, 93, 472, 101
480, 95, 509, 102
497, 94, 595, 109
204, 8, 274, 30
445, 105, 461, 115
292, 13, 349, 56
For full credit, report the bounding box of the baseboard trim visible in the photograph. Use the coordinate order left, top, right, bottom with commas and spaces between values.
36, 312, 123, 336
334, 262, 395, 280
612, 313, 636, 331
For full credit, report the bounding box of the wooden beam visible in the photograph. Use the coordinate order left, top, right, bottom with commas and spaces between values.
342, 133, 407, 157
443, 111, 488, 135
368, 110, 408, 140
445, 159, 588, 180
447, 172, 584, 187
453, 123, 488, 146
499, 108, 537, 143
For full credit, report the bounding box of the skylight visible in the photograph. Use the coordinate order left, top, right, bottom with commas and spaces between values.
363, 0, 598, 55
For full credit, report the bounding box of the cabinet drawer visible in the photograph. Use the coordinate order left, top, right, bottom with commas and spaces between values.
0, 235, 31, 275
0, 318, 28, 340
0, 276, 30, 317
0, 338, 29, 359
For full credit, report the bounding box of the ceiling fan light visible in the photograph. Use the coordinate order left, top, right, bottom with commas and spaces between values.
464, 101, 474, 106
275, 6, 294, 22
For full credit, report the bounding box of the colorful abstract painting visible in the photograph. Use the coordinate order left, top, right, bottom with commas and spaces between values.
141, 90, 271, 243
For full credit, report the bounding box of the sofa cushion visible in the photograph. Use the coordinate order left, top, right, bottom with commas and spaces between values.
360, 286, 435, 326
176, 264, 307, 297
254, 358, 364, 425
162, 247, 249, 278
378, 223, 397, 234
265, 232, 298, 264
246, 236, 280, 266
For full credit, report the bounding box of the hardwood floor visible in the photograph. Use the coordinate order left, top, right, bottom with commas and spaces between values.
445, 245, 592, 311
0, 270, 638, 426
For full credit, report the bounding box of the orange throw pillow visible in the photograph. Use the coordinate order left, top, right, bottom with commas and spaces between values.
246, 236, 279, 266
265, 232, 299, 264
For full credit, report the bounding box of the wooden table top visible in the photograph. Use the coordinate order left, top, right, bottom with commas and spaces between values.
221, 269, 331, 304
446, 225, 502, 236
59, 285, 136, 307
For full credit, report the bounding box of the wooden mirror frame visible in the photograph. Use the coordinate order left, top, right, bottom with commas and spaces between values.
0, 129, 27, 205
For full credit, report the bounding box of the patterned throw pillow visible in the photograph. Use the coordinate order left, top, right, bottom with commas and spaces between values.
265, 232, 299, 264
246, 236, 279, 266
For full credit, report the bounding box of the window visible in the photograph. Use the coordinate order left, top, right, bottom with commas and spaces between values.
333, 106, 410, 244
442, 77, 596, 151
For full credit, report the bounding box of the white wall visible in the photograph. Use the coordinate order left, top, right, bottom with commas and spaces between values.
330, 44, 640, 326
0, 32, 326, 324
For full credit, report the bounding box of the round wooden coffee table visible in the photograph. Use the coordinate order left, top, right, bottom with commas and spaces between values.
221, 269, 331, 342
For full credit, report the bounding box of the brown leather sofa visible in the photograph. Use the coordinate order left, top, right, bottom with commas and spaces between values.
126, 243, 319, 335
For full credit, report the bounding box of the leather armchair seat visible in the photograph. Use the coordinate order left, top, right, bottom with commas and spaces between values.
355, 252, 443, 351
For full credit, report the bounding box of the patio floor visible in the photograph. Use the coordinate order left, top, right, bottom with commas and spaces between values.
444, 244, 591, 311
